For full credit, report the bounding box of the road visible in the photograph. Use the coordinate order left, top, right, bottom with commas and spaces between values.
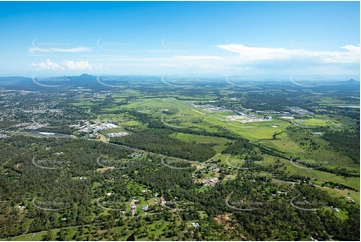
161, 115, 189, 129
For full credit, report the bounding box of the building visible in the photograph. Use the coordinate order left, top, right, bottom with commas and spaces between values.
191, 222, 200, 228
312, 132, 323, 135
277, 191, 287, 196
346, 197, 355, 203
191, 222, 199, 227
160, 196, 166, 205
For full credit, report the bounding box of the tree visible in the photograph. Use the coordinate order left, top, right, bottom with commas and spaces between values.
42, 229, 55, 241
57, 228, 67, 241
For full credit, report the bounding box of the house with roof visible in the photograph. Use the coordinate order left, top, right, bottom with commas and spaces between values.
191, 222, 200, 228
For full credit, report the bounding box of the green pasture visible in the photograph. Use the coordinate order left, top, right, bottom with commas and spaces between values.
302, 118, 328, 126
316, 96, 360, 106
118, 120, 141, 127
6, 234, 34, 241
315, 186, 360, 205
171, 133, 230, 153
260, 135, 306, 155
280, 157, 360, 191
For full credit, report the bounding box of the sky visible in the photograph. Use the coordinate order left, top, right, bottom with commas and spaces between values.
0, 1, 359, 80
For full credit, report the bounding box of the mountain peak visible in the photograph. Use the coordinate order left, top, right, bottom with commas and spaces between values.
80, 73, 93, 77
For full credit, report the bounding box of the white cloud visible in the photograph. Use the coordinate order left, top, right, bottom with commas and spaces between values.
217, 44, 360, 64
29, 39, 92, 53
62, 60, 92, 70
238, 66, 257, 71
32, 44, 356, 75
29, 47, 92, 53
145, 49, 187, 53
31, 59, 65, 70
174, 55, 225, 61
32, 59, 108, 71
83, 45, 358, 75
341, 45, 360, 52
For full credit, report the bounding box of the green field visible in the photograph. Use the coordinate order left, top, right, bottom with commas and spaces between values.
171, 133, 230, 153
115, 97, 360, 190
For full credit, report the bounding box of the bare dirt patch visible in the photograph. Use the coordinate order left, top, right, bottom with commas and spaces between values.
215, 214, 247, 240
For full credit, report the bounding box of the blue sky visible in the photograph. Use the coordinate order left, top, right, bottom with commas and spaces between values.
0, 1, 359, 79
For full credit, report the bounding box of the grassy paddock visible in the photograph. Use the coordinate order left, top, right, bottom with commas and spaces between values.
171, 133, 230, 153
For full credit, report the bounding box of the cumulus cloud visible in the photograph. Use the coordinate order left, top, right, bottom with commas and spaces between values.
32, 59, 107, 71
31, 59, 65, 70
217, 44, 360, 64
341, 45, 360, 52
62, 60, 92, 70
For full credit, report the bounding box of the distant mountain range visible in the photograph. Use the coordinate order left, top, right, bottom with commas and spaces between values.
346, 79, 359, 83
0, 74, 359, 91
